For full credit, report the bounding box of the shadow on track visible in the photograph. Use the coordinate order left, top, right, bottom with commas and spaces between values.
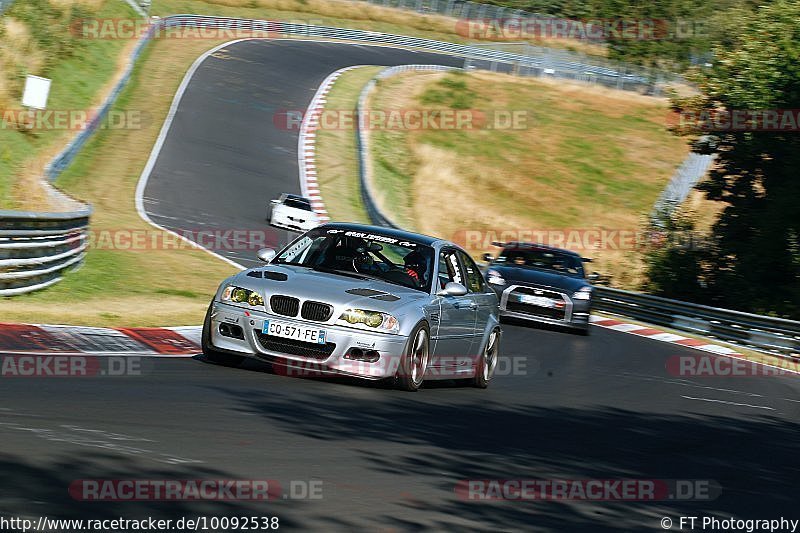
216, 387, 800, 531
0, 452, 302, 528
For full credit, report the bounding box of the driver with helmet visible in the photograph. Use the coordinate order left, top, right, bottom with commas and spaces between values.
403, 250, 429, 288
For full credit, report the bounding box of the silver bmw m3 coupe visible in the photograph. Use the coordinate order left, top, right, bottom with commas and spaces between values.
203, 223, 502, 391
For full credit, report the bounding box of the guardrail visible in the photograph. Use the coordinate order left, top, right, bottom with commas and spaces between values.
356, 65, 457, 229
593, 287, 800, 356
0, 209, 90, 296
0, 0, 149, 295
651, 150, 715, 221
360, 0, 548, 25
157, 16, 656, 91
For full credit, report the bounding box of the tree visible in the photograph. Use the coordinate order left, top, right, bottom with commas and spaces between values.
657, 0, 800, 317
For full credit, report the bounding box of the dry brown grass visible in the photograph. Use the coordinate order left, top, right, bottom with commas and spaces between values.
364, 70, 690, 288
0, 18, 46, 110
0, 37, 239, 326
680, 183, 725, 234
49, 0, 104, 8
4, 25, 141, 212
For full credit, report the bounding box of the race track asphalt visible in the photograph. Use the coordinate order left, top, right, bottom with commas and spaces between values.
1, 40, 798, 532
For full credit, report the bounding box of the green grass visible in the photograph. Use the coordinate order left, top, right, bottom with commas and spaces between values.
0, 36, 238, 327
0, 0, 657, 325
315, 65, 383, 224
342, 69, 689, 287
0, 0, 135, 210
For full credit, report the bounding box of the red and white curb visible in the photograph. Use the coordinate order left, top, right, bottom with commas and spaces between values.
591, 315, 745, 356
590, 315, 800, 376
0, 323, 201, 357
2, 318, 798, 377
298, 66, 370, 222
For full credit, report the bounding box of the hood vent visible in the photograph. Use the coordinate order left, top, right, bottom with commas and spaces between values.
345, 287, 400, 301
246, 270, 288, 281
346, 288, 385, 297
371, 294, 400, 302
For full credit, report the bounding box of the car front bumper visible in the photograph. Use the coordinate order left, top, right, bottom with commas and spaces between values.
209, 301, 408, 379
490, 284, 591, 330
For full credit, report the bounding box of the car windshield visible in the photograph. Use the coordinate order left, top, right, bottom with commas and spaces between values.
283, 197, 313, 211
272, 227, 435, 292
496, 246, 585, 278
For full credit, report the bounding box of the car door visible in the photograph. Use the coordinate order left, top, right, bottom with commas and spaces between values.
430, 249, 477, 375
457, 250, 495, 354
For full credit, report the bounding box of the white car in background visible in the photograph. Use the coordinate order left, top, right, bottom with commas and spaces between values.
268, 193, 320, 233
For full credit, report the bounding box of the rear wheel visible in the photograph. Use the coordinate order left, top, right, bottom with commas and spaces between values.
472, 328, 500, 389
396, 323, 430, 392
201, 303, 245, 367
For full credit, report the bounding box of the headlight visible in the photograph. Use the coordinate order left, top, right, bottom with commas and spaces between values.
337, 309, 399, 334
487, 269, 506, 285
572, 287, 592, 301
221, 285, 265, 308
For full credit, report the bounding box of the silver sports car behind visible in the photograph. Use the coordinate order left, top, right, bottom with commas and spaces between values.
203, 223, 502, 391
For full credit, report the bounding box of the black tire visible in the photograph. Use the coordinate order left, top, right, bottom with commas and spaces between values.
396, 322, 430, 392
201, 303, 245, 367
472, 328, 501, 389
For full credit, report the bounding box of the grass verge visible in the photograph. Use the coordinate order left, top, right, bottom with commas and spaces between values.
0, 37, 239, 326
0, 0, 135, 211
315, 66, 382, 224
360, 70, 689, 288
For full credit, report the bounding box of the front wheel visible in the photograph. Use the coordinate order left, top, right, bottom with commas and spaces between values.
201, 303, 245, 367
472, 328, 500, 389
396, 323, 430, 392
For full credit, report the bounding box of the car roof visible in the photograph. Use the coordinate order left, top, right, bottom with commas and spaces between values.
318, 222, 444, 247
502, 241, 583, 258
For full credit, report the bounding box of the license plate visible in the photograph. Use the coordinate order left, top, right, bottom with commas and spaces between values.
263, 320, 327, 344
518, 294, 555, 308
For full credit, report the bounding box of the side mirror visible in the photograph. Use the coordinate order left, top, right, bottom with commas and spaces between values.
257, 248, 277, 263
270, 199, 280, 205
436, 282, 468, 297
482, 253, 494, 263
587, 271, 600, 282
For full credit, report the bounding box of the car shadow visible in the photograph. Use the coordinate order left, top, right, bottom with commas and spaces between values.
500, 316, 589, 336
